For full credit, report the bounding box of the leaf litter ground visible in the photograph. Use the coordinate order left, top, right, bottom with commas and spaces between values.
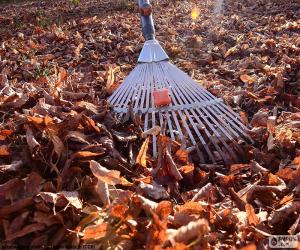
0, 0, 299, 249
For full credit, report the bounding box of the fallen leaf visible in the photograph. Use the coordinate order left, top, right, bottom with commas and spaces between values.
0, 145, 10, 156
240, 74, 255, 84
137, 181, 169, 200
245, 204, 259, 226
136, 137, 149, 168
90, 160, 121, 185
83, 223, 108, 241
167, 219, 210, 245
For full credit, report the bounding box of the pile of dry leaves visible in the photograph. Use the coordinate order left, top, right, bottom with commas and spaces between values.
0, 0, 299, 249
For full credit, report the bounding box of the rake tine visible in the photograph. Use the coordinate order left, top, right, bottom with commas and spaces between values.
156, 64, 213, 163
157, 64, 217, 162
108, 66, 137, 105
144, 113, 149, 132
156, 64, 193, 149
133, 66, 148, 110
149, 64, 158, 158
159, 64, 237, 163
161, 63, 235, 140
185, 110, 217, 163
118, 66, 145, 108
153, 63, 187, 148
166, 111, 175, 140
115, 65, 144, 110
164, 62, 244, 141
176, 68, 251, 140
191, 109, 237, 164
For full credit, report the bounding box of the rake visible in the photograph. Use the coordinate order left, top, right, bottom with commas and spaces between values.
108, 0, 251, 165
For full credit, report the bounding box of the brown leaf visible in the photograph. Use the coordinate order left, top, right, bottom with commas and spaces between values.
76, 211, 101, 232
56, 67, 67, 88
155, 201, 172, 221
65, 131, 89, 144
245, 204, 259, 226
73, 151, 104, 159
0, 129, 14, 140
6, 223, 45, 241
239, 111, 249, 126
166, 148, 183, 181
26, 127, 40, 153
174, 202, 205, 226
268, 201, 300, 225
175, 149, 189, 164
7, 211, 30, 238
294, 156, 300, 169
191, 183, 214, 201
167, 219, 210, 245
24, 172, 44, 196
250, 109, 268, 127
106, 66, 115, 89
27, 115, 54, 126
141, 126, 161, 138
90, 160, 121, 185
240, 244, 256, 250
0, 160, 22, 172
51, 135, 66, 159
0, 197, 33, 216
110, 204, 128, 220
276, 168, 300, 183
95, 180, 110, 205
137, 181, 169, 200
60, 191, 82, 210
274, 72, 285, 90
133, 194, 158, 213
75, 43, 84, 58
240, 74, 255, 84
136, 137, 149, 168
83, 222, 108, 241
0, 178, 24, 197
0, 145, 10, 156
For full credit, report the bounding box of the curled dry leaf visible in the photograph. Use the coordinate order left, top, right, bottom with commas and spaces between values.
60, 191, 82, 210
0, 197, 33, 217
191, 183, 214, 201
65, 131, 89, 144
106, 66, 115, 89
95, 180, 110, 206
0, 161, 22, 172
141, 126, 161, 138
0, 129, 14, 140
250, 109, 268, 127
268, 201, 300, 225
6, 223, 45, 241
0, 145, 10, 156
133, 194, 158, 213
245, 204, 259, 226
166, 148, 183, 181
240, 74, 255, 84
26, 127, 40, 153
250, 161, 268, 173
174, 202, 205, 226
137, 181, 169, 200
167, 218, 210, 245
38, 191, 82, 210
82, 222, 108, 241
136, 137, 150, 168
90, 160, 121, 185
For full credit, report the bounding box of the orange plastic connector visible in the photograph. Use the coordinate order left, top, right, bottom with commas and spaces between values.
153, 88, 171, 107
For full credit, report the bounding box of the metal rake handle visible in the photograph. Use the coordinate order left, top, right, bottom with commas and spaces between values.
138, 0, 155, 41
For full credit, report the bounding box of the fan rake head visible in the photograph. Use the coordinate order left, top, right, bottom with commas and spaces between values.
108, 0, 251, 166
108, 60, 252, 165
